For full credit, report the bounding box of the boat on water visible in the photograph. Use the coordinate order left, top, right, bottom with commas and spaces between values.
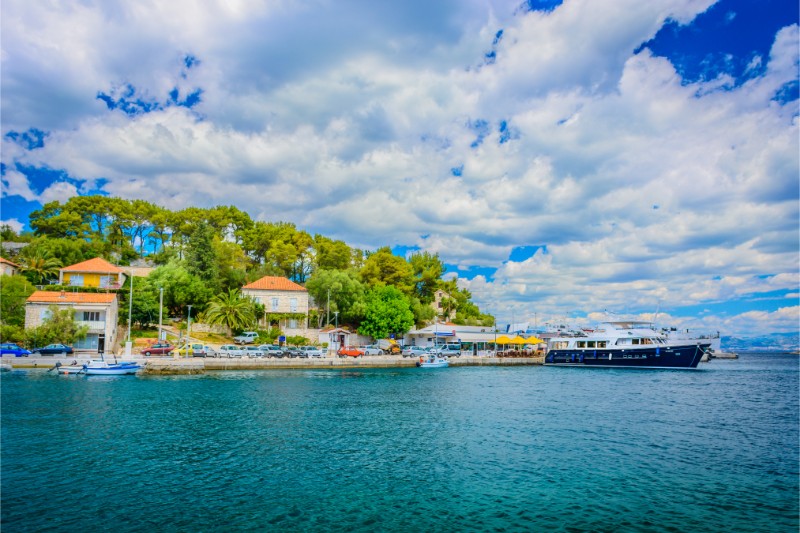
416, 354, 449, 368
82, 359, 141, 375
544, 321, 709, 369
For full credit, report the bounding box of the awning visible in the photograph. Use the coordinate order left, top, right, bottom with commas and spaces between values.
434, 331, 455, 336
525, 335, 544, 344
495, 335, 511, 344
510, 335, 527, 344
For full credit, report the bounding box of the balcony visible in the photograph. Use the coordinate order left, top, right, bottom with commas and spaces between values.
76, 320, 106, 332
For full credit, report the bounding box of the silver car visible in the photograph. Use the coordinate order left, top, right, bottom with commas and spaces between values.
218, 344, 245, 358
243, 346, 265, 358
297, 346, 324, 358
361, 345, 383, 356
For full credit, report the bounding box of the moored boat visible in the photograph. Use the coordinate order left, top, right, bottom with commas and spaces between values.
416, 354, 449, 368
545, 321, 708, 369
83, 359, 141, 375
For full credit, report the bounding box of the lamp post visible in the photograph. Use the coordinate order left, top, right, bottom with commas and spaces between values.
187, 305, 193, 343
158, 287, 163, 341
127, 274, 133, 342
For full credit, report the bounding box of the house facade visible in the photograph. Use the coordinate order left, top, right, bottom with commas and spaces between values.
432, 289, 456, 322
0, 257, 20, 276
25, 291, 119, 353
241, 276, 310, 335
59, 257, 126, 288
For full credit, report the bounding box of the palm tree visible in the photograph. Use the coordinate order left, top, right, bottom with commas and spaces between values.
19, 250, 62, 285
202, 289, 255, 335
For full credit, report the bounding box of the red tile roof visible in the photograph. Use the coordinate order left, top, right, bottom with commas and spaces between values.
61, 257, 123, 273
0, 257, 20, 268
243, 276, 307, 292
27, 291, 117, 304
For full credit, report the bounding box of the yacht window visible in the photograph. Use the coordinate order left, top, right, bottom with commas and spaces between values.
632, 338, 640, 345
587, 341, 596, 348
577, 341, 586, 348
597, 341, 607, 348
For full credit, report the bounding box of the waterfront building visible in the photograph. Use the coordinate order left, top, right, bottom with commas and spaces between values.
24, 291, 119, 354
59, 257, 126, 288
242, 276, 311, 338
403, 323, 501, 355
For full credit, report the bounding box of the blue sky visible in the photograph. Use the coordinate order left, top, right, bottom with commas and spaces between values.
1, 0, 798, 336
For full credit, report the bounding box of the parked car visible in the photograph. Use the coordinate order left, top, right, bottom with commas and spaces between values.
361, 345, 383, 356
243, 346, 265, 358
171, 343, 214, 357
296, 346, 324, 358
431, 343, 462, 357
30, 343, 73, 356
218, 345, 245, 358
0, 343, 31, 357
233, 331, 259, 344
258, 344, 285, 358
281, 346, 304, 358
401, 346, 428, 358
337, 346, 364, 358
141, 342, 174, 356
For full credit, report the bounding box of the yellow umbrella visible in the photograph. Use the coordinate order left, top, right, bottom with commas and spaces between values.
495, 335, 511, 344
525, 335, 544, 344
510, 335, 527, 345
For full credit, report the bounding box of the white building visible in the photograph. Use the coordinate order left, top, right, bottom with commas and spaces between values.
25, 291, 119, 354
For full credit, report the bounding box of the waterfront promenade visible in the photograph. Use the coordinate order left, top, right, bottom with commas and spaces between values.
2, 354, 544, 374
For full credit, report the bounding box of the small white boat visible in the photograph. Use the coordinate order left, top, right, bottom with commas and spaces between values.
83, 359, 141, 375
0, 363, 12, 372
58, 365, 85, 374
416, 354, 449, 368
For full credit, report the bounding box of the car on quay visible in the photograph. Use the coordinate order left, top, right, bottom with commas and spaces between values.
296, 346, 324, 358
361, 345, 383, 356
171, 343, 216, 357
337, 346, 364, 358
0, 343, 31, 357
401, 346, 428, 358
431, 343, 462, 357
258, 344, 285, 358
30, 343, 74, 356
282, 346, 305, 358
218, 345, 246, 358
141, 342, 174, 356
243, 346, 265, 358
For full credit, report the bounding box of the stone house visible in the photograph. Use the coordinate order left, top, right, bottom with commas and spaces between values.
241, 276, 310, 336
59, 257, 126, 289
432, 289, 456, 322
25, 291, 119, 353
0, 257, 20, 276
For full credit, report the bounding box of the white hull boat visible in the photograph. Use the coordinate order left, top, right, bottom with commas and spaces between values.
83, 360, 141, 375
416, 355, 449, 368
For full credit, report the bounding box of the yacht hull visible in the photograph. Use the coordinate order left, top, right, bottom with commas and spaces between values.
545, 343, 708, 369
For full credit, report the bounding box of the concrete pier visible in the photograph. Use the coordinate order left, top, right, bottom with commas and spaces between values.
2, 354, 544, 374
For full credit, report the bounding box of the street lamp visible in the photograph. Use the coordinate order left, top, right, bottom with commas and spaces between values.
187, 305, 193, 343
158, 287, 163, 341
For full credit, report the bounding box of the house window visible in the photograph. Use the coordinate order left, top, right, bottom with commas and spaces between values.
40, 308, 52, 320
82, 311, 101, 322
69, 275, 84, 287
290, 298, 297, 312
289, 319, 298, 329
99, 276, 112, 288
271, 298, 279, 311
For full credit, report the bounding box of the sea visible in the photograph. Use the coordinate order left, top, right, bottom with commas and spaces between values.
2, 353, 798, 532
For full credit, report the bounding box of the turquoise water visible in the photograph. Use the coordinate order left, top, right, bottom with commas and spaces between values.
2, 353, 798, 532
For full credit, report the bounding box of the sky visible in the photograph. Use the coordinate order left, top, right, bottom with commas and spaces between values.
1, 0, 798, 337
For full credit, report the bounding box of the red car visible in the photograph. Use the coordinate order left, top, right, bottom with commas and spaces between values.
141, 342, 174, 356
337, 346, 364, 358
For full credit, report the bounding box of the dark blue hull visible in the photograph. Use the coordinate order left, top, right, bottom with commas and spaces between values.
544, 344, 708, 369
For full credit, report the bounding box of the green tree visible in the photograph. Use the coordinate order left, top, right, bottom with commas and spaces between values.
0, 275, 35, 328
186, 222, 220, 292
360, 247, 414, 295
305, 269, 366, 327
358, 285, 414, 340
18, 248, 61, 285
147, 262, 214, 316
409, 251, 444, 303
25, 305, 89, 348
314, 235, 352, 271
202, 289, 256, 335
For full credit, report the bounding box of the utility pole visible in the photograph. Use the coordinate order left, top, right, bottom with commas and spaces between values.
187, 305, 193, 343
158, 287, 163, 341
327, 288, 331, 326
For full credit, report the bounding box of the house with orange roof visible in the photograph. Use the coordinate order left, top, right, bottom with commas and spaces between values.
59, 257, 126, 288
25, 291, 119, 353
241, 276, 310, 333
0, 257, 21, 276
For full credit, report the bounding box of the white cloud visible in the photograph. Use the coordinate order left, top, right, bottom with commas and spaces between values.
1, 0, 797, 336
